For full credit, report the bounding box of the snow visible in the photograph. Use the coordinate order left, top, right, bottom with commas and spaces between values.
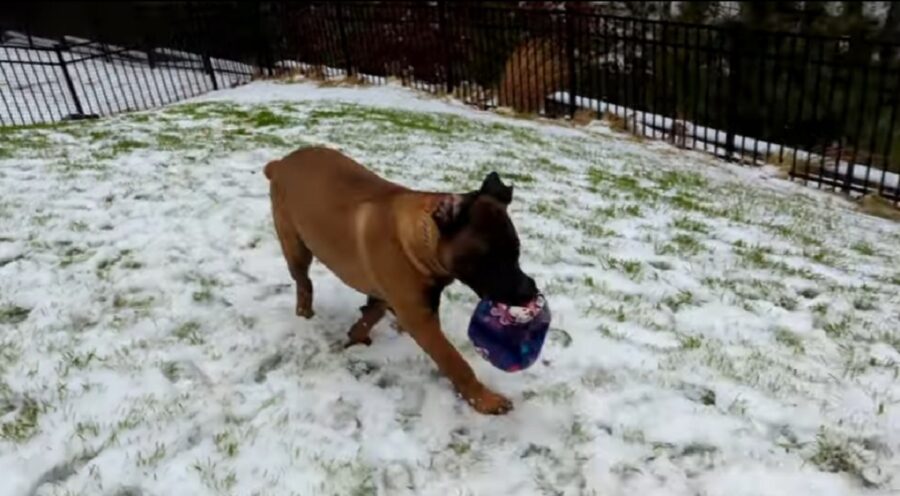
1, 79, 900, 495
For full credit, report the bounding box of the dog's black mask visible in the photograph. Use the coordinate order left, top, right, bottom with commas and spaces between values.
433, 172, 538, 306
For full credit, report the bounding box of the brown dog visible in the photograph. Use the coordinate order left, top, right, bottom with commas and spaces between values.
264, 146, 537, 414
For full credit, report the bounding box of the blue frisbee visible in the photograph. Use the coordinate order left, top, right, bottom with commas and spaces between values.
467, 295, 550, 372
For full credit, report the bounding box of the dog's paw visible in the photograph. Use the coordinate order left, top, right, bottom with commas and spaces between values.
343, 336, 372, 348
466, 388, 513, 415
296, 306, 315, 319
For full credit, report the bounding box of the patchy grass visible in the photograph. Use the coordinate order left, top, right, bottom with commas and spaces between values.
775, 328, 804, 354
672, 216, 709, 234
113, 293, 155, 311
214, 431, 240, 458
808, 429, 872, 484
0, 398, 41, 442
173, 321, 204, 345
851, 241, 876, 256
0, 305, 30, 325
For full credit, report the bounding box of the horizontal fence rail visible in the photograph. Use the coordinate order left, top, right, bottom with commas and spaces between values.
2, 1, 898, 203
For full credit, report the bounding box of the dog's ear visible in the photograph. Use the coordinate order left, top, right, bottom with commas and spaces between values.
432, 194, 470, 234
480, 172, 513, 205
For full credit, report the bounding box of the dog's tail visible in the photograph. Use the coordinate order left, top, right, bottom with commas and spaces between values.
263, 160, 279, 181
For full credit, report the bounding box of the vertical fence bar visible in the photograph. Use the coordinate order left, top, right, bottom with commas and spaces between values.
752, 33, 766, 164
0, 56, 27, 125
27, 49, 54, 122
336, 2, 353, 76
0, 53, 17, 125
765, 33, 781, 161
509, 9, 521, 112
701, 28, 712, 151
790, 36, 812, 177
55, 45, 84, 117
691, 25, 701, 148
779, 35, 796, 161
724, 26, 741, 161
566, 7, 577, 117
143, 37, 165, 106
660, 22, 670, 141
203, 54, 218, 90
468, 6, 480, 105
6, 49, 38, 125
601, 17, 609, 115
862, 54, 889, 191
439, 1, 454, 97
651, 21, 660, 139
877, 70, 898, 199
803, 40, 825, 183
621, 18, 630, 131
630, 19, 638, 134
844, 51, 871, 194
679, 25, 689, 147
669, 24, 678, 145
818, 40, 839, 189
587, 14, 597, 117
635, 18, 645, 137
518, 10, 530, 112
832, 56, 854, 191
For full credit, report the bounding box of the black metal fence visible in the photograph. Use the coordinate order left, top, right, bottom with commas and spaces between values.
3, 2, 899, 202
0, 2, 259, 125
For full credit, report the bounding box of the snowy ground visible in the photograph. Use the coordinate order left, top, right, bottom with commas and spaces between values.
1, 80, 899, 496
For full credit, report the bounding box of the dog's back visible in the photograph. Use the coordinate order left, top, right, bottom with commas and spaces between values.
265, 146, 407, 296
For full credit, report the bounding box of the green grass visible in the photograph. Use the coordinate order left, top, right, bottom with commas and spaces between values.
161, 361, 180, 382
663, 291, 694, 312
850, 241, 876, 256
775, 328, 804, 354
737, 244, 775, 269
0, 305, 30, 325
59, 350, 99, 376
823, 316, 852, 338
248, 109, 291, 127
672, 216, 709, 234
173, 321, 204, 345
679, 335, 703, 350
214, 431, 240, 458
113, 293, 155, 311
0, 398, 41, 442
655, 170, 709, 190
659, 233, 704, 256
306, 104, 474, 136
96, 249, 135, 279
808, 429, 869, 482
137, 442, 168, 467
530, 200, 563, 218
74, 421, 100, 441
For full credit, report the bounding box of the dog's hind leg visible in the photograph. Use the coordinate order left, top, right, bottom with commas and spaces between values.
345, 296, 387, 347
272, 204, 315, 319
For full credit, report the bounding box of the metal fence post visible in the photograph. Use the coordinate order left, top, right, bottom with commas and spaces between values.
255, 1, 273, 77
724, 25, 742, 162
565, 8, 577, 117
54, 46, 85, 117
336, 3, 353, 76
203, 54, 218, 90
439, 0, 454, 94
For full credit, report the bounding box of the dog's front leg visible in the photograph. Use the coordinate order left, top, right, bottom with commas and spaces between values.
393, 303, 512, 415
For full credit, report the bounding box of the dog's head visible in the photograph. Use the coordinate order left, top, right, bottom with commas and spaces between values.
433, 172, 537, 306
